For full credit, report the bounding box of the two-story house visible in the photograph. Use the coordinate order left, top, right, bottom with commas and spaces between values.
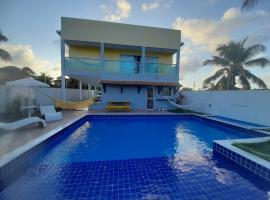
58, 17, 182, 110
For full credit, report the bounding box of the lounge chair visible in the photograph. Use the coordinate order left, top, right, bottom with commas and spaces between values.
159, 105, 168, 112
0, 117, 46, 130
40, 105, 63, 122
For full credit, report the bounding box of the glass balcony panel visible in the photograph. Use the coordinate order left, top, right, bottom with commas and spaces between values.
104, 60, 120, 73
145, 62, 158, 73
65, 57, 176, 76
104, 60, 140, 74
65, 57, 101, 71
159, 63, 176, 75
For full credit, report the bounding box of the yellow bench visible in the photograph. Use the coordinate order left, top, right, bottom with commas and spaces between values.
106, 101, 131, 112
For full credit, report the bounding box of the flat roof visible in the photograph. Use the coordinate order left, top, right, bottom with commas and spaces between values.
61, 17, 181, 50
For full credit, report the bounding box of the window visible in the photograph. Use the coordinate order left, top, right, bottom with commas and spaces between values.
159, 86, 171, 97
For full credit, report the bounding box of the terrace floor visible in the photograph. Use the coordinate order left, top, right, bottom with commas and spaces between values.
0, 110, 86, 159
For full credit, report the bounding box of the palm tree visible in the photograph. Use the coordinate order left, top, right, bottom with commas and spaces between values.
34, 73, 54, 86
0, 30, 11, 61
203, 38, 270, 90
22, 66, 35, 76
242, 0, 262, 10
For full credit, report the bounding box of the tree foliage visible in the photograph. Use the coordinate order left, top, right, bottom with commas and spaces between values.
203, 38, 269, 90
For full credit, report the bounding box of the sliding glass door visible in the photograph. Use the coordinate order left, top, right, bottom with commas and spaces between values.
146, 87, 154, 110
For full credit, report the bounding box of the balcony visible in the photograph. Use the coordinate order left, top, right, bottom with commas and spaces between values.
64, 57, 178, 83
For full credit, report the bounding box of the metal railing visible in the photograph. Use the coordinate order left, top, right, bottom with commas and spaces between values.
65, 57, 176, 76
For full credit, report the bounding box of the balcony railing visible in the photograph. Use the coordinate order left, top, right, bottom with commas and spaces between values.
65, 57, 176, 76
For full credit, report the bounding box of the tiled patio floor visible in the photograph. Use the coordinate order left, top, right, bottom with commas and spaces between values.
0, 110, 86, 159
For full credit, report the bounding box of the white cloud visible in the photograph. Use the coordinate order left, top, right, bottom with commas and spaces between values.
221, 7, 241, 20
0, 44, 60, 78
101, 0, 131, 22
141, 0, 173, 11
172, 7, 270, 82
173, 16, 229, 53
141, 1, 160, 11
256, 9, 269, 17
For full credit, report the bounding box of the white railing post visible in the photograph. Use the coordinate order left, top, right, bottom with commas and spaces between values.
88, 84, 91, 98
100, 43, 104, 71
61, 38, 66, 100
176, 48, 180, 82
79, 80, 82, 100
141, 46, 145, 74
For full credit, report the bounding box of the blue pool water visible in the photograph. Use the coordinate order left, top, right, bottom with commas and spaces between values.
38, 117, 250, 163
0, 116, 269, 200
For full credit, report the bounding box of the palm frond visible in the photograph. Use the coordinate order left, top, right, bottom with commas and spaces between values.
241, 44, 266, 61
203, 68, 228, 88
241, 0, 260, 10
238, 75, 251, 89
0, 31, 8, 42
22, 67, 35, 75
217, 41, 246, 63
242, 69, 267, 89
245, 57, 270, 68
212, 76, 228, 90
240, 37, 248, 46
203, 56, 230, 67
0, 49, 12, 61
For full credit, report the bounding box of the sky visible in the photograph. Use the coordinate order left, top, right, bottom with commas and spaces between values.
1, 0, 270, 89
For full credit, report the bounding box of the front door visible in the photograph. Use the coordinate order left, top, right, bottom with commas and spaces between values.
146, 87, 154, 110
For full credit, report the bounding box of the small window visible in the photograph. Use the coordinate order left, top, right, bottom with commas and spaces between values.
160, 87, 171, 96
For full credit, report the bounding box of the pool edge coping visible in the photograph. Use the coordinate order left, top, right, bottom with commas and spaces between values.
214, 137, 270, 169
213, 137, 270, 181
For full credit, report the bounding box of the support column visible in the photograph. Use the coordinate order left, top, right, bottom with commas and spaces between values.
88, 84, 91, 98
79, 80, 82, 100
141, 46, 145, 73
176, 48, 180, 82
60, 38, 66, 100
100, 43, 104, 69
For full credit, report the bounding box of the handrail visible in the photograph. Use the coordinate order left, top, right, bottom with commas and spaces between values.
65, 57, 176, 66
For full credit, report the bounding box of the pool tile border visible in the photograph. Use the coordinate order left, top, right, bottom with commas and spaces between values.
213, 137, 270, 182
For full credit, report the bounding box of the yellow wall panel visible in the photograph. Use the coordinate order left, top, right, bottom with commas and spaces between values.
69, 45, 173, 64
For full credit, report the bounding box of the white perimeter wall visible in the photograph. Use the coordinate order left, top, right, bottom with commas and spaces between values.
0, 85, 91, 113
182, 90, 270, 126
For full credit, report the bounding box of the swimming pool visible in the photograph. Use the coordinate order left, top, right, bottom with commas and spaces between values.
0, 115, 269, 199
